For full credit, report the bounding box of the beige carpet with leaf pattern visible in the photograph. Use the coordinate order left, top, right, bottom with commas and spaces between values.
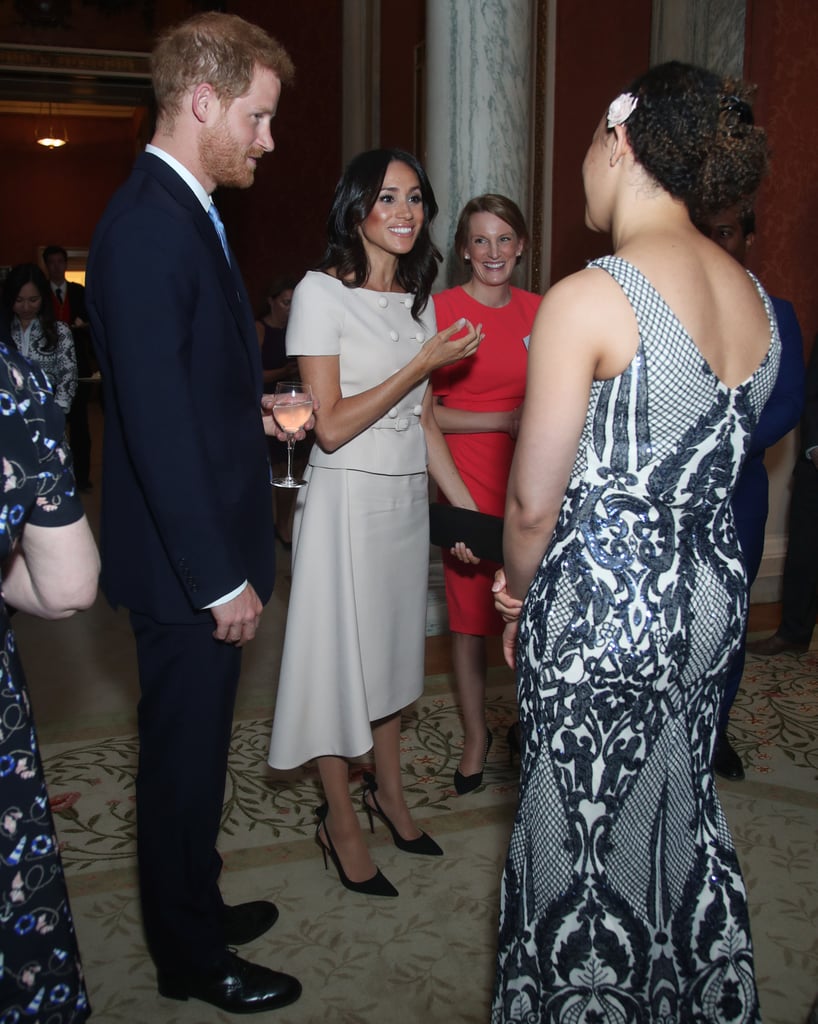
32, 631, 817, 1024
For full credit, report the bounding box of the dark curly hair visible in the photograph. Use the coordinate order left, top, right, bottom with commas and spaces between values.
2, 263, 59, 352
615, 62, 768, 220
319, 148, 441, 321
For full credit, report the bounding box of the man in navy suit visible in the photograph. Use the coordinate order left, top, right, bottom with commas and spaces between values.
86, 13, 301, 1014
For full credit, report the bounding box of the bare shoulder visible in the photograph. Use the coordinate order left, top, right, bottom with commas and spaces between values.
533, 265, 638, 377
539, 265, 633, 326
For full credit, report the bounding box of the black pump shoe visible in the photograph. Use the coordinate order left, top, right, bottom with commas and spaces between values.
712, 732, 745, 781
314, 803, 398, 897
454, 729, 493, 795
362, 773, 443, 856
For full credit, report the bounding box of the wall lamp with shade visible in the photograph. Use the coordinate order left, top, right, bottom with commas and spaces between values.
36, 102, 69, 149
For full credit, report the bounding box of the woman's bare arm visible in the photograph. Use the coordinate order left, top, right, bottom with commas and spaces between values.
2, 517, 99, 619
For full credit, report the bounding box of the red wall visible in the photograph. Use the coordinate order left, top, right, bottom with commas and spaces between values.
201, 1, 344, 311
380, 0, 425, 155
549, 0, 652, 285
0, 123, 137, 267
745, 0, 818, 352
0, 2, 344, 318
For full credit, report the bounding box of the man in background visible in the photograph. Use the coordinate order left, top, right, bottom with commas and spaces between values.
86, 12, 301, 1014
698, 205, 804, 780
43, 244, 94, 490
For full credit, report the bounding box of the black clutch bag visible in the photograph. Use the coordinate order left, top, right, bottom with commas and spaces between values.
429, 503, 504, 563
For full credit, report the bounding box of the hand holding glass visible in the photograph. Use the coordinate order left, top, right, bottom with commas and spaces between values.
272, 382, 313, 488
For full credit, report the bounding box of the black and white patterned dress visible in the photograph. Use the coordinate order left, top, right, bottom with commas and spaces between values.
492, 257, 779, 1024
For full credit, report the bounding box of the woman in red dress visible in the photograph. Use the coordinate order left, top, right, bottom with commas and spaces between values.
432, 195, 540, 793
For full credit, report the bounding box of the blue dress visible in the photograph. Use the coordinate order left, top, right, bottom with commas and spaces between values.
492, 258, 779, 1024
0, 345, 90, 1022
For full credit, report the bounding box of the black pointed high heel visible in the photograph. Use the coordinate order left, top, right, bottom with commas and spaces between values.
507, 722, 521, 767
362, 773, 443, 856
453, 728, 493, 795
314, 803, 398, 897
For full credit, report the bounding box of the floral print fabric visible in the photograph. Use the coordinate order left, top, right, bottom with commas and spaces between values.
0, 342, 89, 1022
10, 318, 77, 414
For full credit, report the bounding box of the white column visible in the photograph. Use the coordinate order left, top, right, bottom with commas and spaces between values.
425, 0, 535, 285
651, 0, 746, 77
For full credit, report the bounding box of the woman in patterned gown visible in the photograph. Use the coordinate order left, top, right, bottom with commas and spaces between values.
0, 344, 99, 1020
491, 63, 774, 1022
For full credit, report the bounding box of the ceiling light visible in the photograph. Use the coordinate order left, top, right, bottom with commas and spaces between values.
36, 103, 68, 148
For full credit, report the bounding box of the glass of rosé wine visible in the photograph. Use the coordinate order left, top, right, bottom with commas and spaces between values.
272, 381, 313, 488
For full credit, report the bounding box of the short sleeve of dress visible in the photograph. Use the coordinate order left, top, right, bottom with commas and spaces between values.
285, 272, 345, 358
0, 346, 84, 531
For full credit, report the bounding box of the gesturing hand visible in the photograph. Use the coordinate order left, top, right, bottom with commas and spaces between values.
423, 318, 483, 373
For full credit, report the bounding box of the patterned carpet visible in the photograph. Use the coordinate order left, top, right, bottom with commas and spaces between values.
39, 647, 818, 1024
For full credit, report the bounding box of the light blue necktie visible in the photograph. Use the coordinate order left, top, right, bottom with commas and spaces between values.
207, 201, 231, 265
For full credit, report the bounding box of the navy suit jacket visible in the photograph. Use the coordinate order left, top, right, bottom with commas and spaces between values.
86, 152, 274, 623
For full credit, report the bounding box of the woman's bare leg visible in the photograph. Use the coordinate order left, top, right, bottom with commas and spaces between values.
369, 712, 422, 841
316, 754, 376, 883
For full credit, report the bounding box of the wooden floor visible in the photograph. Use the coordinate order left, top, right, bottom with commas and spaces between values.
425, 602, 785, 676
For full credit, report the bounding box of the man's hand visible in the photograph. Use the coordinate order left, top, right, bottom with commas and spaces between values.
210, 584, 263, 646
261, 393, 318, 441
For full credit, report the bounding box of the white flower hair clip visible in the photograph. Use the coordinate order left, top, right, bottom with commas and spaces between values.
607, 92, 638, 129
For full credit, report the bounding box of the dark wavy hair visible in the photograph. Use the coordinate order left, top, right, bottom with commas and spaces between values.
615, 61, 769, 220
319, 148, 441, 320
2, 263, 59, 351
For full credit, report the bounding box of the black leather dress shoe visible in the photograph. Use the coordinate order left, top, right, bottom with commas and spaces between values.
224, 900, 279, 945
713, 733, 745, 781
745, 632, 810, 656
157, 951, 301, 1013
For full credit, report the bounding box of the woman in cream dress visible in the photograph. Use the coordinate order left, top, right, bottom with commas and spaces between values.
269, 149, 480, 896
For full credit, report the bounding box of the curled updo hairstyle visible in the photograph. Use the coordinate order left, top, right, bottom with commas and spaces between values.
453, 194, 529, 276
319, 148, 441, 320
617, 61, 768, 219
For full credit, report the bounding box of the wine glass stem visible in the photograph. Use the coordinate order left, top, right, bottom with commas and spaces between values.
286, 435, 295, 481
